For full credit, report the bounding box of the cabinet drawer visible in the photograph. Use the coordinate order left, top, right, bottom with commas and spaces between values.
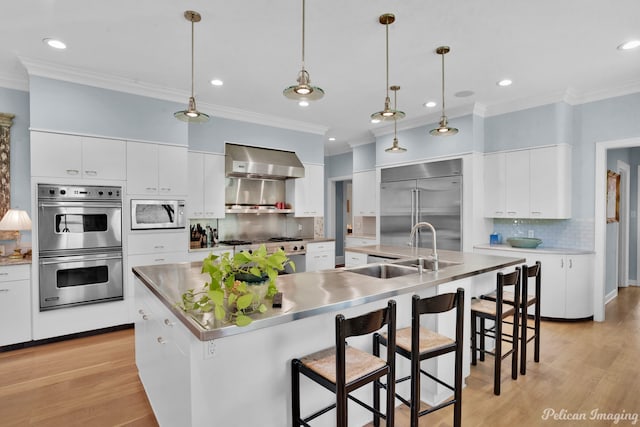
345, 251, 368, 267
128, 232, 187, 254
0, 264, 30, 282
345, 237, 377, 248
306, 242, 335, 254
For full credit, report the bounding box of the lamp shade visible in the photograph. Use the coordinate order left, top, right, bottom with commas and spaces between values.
0, 209, 32, 231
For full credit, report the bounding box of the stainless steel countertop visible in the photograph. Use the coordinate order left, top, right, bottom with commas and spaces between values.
133, 247, 523, 341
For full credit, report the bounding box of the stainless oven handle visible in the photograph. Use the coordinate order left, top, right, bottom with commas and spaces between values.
38, 201, 122, 208
39, 253, 123, 265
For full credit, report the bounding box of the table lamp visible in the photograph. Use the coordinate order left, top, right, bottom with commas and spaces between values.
0, 209, 32, 259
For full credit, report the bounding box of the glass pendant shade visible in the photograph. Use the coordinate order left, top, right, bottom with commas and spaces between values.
371, 14, 405, 123
175, 96, 209, 123
283, 69, 325, 101
283, 0, 324, 102
430, 46, 457, 136
175, 10, 209, 123
385, 137, 407, 153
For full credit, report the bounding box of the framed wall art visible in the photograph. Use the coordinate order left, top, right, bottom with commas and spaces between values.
606, 169, 620, 223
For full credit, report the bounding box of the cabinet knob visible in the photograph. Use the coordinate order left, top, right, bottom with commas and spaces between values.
164, 318, 174, 327
66, 169, 79, 175
138, 309, 146, 315
85, 170, 97, 176
157, 337, 166, 344
142, 315, 149, 320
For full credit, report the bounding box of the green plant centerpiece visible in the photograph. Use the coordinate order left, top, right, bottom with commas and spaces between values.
179, 245, 294, 326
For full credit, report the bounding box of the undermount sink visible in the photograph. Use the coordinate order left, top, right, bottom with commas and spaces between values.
345, 263, 419, 279
392, 257, 462, 271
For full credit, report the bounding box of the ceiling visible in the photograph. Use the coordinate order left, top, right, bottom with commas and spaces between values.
1, 1, 639, 155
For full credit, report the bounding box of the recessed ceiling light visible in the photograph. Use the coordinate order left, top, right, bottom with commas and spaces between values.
454, 90, 475, 98
618, 40, 640, 50
43, 38, 66, 49
497, 79, 513, 87
298, 100, 309, 107
424, 101, 437, 108
210, 79, 223, 86
328, 137, 336, 141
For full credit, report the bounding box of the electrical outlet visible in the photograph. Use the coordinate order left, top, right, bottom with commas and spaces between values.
297, 223, 303, 231
528, 230, 534, 238
204, 340, 216, 359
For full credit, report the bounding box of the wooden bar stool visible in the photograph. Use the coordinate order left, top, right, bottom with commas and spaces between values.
481, 262, 541, 375
291, 300, 396, 427
374, 289, 465, 427
471, 268, 520, 395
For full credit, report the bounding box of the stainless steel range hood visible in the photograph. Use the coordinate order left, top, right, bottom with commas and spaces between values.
225, 143, 305, 179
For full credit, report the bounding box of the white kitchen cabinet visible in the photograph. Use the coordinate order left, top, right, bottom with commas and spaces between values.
127, 141, 188, 196
187, 152, 225, 218
0, 264, 31, 346
529, 145, 572, 218
135, 282, 191, 427
305, 241, 336, 271
127, 231, 188, 297
287, 163, 324, 217
483, 145, 571, 219
352, 170, 377, 216
345, 236, 378, 247
344, 251, 368, 267
31, 131, 125, 180
474, 247, 592, 319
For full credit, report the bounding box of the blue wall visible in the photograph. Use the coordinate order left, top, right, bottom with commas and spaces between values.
30, 77, 188, 145
0, 87, 30, 216
353, 143, 376, 172
188, 116, 324, 163
376, 114, 478, 167
325, 152, 352, 178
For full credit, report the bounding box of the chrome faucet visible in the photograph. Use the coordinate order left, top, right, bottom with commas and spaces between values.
408, 221, 439, 271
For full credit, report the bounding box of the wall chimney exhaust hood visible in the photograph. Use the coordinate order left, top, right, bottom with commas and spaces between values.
225, 143, 305, 179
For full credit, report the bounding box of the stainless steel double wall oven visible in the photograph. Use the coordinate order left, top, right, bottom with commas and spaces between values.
38, 184, 123, 311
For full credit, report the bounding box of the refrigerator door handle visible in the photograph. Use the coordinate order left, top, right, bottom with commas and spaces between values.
410, 188, 416, 227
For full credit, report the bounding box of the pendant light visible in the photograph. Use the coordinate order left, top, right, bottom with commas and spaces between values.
430, 46, 458, 136
385, 85, 407, 153
283, 0, 324, 102
371, 14, 405, 122
174, 10, 209, 123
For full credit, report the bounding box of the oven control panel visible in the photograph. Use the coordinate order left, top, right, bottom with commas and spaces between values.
38, 184, 122, 201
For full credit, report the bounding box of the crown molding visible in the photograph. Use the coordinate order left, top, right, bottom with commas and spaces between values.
347, 134, 375, 148
0, 74, 29, 92
19, 57, 328, 136
324, 143, 353, 157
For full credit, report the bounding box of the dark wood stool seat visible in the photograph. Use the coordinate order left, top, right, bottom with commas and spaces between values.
471, 268, 520, 395
375, 289, 464, 427
291, 300, 397, 427
481, 262, 541, 375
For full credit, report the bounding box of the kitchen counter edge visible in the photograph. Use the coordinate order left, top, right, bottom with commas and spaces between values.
133, 247, 523, 341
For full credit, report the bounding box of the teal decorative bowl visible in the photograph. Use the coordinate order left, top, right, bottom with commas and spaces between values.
506, 237, 542, 249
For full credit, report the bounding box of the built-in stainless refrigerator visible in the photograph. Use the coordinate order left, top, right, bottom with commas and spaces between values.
380, 159, 462, 250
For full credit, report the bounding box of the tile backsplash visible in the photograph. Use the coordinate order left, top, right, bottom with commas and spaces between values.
491, 218, 594, 250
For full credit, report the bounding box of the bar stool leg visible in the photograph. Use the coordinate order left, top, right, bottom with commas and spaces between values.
410, 353, 420, 427
534, 299, 541, 363
520, 304, 528, 375
471, 312, 477, 365
479, 318, 486, 362
494, 315, 502, 395
373, 334, 381, 427
291, 359, 301, 427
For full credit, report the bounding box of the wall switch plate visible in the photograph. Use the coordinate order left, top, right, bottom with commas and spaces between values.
528, 230, 534, 238
298, 223, 303, 231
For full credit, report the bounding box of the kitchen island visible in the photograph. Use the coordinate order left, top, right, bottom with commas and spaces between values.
133, 247, 523, 427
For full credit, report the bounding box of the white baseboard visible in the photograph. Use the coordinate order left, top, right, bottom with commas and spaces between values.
605, 288, 618, 304
629, 280, 639, 287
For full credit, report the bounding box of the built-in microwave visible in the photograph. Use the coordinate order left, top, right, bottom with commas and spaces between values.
131, 199, 186, 230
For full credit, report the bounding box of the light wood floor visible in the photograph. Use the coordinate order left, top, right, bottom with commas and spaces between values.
2, 287, 639, 427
